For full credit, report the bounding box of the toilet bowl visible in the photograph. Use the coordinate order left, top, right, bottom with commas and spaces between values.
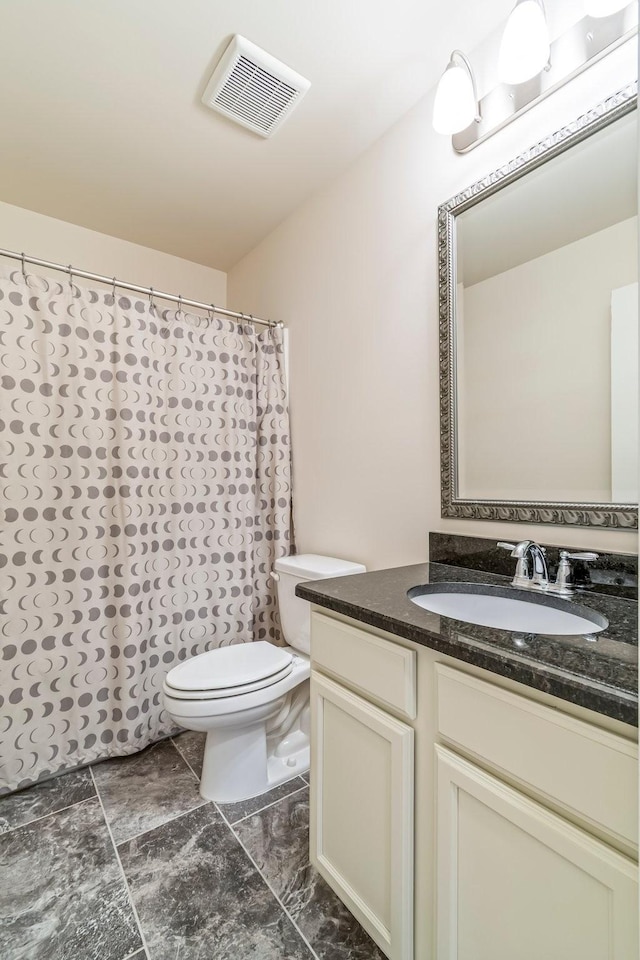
163, 553, 366, 803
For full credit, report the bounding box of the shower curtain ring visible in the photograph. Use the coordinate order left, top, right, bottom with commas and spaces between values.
112, 277, 117, 301
208, 304, 216, 322
149, 286, 154, 309
178, 294, 183, 314
68, 264, 74, 291
21, 252, 27, 283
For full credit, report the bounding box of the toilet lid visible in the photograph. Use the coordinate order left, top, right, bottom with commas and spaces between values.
165, 641, 294, 693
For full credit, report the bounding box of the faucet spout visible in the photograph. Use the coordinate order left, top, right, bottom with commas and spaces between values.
524, 542, 548, 585
497, 539, 548, 589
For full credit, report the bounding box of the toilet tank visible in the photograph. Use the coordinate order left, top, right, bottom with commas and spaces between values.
273, 554, 366, 655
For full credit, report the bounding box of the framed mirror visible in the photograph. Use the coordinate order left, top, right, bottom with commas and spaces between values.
439, 83, 638, 529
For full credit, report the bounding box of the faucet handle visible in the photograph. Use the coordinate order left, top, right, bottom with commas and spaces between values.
560, 551, 599, 562
497, 540, 542, 558
553, 550, 599, 594
497, 541, 533, 584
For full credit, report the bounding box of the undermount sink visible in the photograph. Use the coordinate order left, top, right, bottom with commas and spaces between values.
408, 582, 608, 637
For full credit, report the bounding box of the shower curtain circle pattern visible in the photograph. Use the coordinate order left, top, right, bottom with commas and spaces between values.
0, 262, 292, 793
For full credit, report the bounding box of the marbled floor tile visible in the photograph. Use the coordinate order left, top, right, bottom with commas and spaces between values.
235, 788, 386, 960
218, 776, 307, 825
287, 870, 388, 960
93, 739, 205, 845
0, 796, 142, 960
171, 729, 206, 777
119, 803, 313, 960
0, 767, 95, 834
300, 771, 310, 784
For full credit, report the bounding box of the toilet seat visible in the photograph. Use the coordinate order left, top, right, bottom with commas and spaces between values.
164, 650, 309, 719
165, 662, 294, 700
165, 641, 294, 700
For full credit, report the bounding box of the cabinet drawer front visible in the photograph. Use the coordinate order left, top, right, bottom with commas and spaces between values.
311, 611, 416, 719
436, 664, 638, 849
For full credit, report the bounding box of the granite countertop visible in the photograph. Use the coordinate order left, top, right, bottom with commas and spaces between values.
296, 561, 638, 726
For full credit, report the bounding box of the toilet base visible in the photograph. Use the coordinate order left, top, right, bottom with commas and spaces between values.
197, 684, 310, 804
200, 720, 268, 804
199, 729, 309, 804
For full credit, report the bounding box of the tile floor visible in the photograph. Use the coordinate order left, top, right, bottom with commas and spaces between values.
0, 732, 385, 960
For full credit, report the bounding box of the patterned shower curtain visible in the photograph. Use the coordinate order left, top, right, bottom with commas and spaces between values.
0, 265, 292, 793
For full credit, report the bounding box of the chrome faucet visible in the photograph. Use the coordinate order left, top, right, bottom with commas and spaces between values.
498, 541, 598, 596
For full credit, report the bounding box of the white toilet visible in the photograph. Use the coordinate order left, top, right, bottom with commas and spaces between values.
163, 554, 366, 803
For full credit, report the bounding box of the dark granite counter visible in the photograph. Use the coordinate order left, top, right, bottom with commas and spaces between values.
297, 561, 638, 726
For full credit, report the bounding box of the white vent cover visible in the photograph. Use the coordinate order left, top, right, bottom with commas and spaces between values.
202, 35, 311, 138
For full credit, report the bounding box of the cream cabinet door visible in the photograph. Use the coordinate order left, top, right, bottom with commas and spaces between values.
436, 745, 638, 960
310, 672, 414, 960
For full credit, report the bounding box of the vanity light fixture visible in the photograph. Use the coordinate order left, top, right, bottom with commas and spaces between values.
498, 0, 551, 85
433, 0, 637, 152
584, 0, 628, 15
432, 51, 480, 135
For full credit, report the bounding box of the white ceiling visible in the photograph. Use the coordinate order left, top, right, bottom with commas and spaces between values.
0, 1, 509, 271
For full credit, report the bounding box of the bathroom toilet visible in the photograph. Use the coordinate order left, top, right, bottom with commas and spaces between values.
163, 554, 366, 803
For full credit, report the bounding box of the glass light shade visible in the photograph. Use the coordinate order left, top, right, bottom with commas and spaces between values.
498, 0, 551, 85
433, 63, 477, 135
584, 0, 627, 15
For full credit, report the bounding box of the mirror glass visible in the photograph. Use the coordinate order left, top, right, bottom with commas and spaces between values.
455, 109, 638, 506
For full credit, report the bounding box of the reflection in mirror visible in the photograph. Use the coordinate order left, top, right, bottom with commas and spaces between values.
455, 110, 637, 506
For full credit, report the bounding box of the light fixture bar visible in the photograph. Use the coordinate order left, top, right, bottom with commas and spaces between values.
453, 0, 637, 152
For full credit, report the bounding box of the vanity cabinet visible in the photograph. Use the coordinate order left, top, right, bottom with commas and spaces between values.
309, 608, 639, 960
435, 663, 638, 960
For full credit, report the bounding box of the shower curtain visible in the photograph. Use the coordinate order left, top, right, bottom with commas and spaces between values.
0, 265, 292, 793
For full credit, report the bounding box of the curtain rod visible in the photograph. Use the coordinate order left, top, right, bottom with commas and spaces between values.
0, 247, 281, 329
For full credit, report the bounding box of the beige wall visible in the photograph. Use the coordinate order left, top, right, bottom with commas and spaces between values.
228, 42, 638, 569
460, 216, 638, 503
0, 200, 226, 306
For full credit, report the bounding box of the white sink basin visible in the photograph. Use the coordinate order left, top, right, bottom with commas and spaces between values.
408, 583, 608, 636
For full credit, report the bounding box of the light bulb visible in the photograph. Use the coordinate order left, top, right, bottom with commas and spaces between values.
499, 0, 550, 85
433, 54, 478, 135
584, 0, 627, 15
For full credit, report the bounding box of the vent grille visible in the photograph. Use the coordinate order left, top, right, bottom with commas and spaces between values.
202, 36, 311, 138
215, 56, 299, 134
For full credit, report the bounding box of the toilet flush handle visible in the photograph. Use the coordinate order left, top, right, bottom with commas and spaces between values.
270, 571, 280, 582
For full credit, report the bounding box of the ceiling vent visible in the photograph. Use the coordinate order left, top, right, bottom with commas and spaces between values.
202, 35, 311, 138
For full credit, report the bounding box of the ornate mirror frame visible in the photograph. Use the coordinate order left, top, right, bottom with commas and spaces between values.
438, 82, 638, 530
